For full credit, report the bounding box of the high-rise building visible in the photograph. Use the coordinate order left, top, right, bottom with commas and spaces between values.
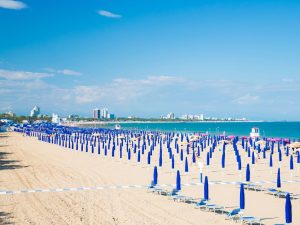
93, 108, 101, 119
101, 108, 109, 119
30, 106, 40, 117
166, 112, 175, 119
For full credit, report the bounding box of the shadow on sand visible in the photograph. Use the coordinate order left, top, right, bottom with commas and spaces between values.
0, 152, 27, 171
0, 211, 14, 225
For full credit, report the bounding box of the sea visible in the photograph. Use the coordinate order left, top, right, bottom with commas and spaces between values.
85, 122, 300, 139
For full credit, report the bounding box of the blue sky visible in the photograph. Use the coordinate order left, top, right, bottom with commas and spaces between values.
1, 0, 300, 120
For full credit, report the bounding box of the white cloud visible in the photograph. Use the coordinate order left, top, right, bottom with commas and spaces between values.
0, 69, 52, 80
0, 0, 27, 10
44, 68, 81, 76
73, 76, 181, 104
98, 10, 122, 18
232, 94, 260, 105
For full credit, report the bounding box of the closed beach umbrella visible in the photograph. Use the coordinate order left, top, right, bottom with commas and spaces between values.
279, 150, 282, 162
246, 164, 250, 182
204, 176, 209, 200
153, 166, 158, 185
180, 149, 184, 161
137, 150, 141, 162
277, 168, 281, 188
297, 151, 300, 163
159, 150, 163, 167
269, 153, 273, 167
147, 151, 151, 164
222, 152, 225, 168
176, 170, 181, 191
238, 156, 242, 170
206, 152, 210, 166
251, 151, 255, 164
171, 154, 175, 169
240, 183, 245, 209
285, 193, 292, 224
290, 155, 294, 170
192, 150, 196, 163
185, 157, 189, 172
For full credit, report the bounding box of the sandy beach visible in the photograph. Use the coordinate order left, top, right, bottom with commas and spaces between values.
0, 131, 299, 225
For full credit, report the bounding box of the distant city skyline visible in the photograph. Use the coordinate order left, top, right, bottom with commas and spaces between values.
1, 0, 300, 120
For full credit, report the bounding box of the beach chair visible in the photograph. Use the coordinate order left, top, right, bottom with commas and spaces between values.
205, 203, 225, 214
240, 216, 261, 225
266, 188, 287, 198
244, 182, 264, 192
225, 208, 242, 222
194, 199, 208, 210
168, 188, 179, 198
147, 181, 163, 194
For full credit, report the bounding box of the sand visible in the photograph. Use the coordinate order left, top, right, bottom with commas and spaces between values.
0, 132, 299, 225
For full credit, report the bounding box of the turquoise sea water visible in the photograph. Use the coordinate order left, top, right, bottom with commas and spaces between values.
91, 122, 300, 139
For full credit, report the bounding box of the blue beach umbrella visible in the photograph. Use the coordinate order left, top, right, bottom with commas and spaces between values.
290, 155, 294, 170
192, 150, 196, 163
185, 157, 189, 172
297, 151, 300, 163
221, 153, 225, 168
206, 152, 210, 166
269, 153, 273, 167
159, 150, 163, 167
204, 176, 209, 200
176, 170, 181, 191
153, 166, 158, 185
279, 149, 282, 162
240, 183, 245, 209
238, 156, 242, 170
171, 154, 175, 169
285, 193, 292, 224
277, 168, 281, 188
180, 149, 184, 161
137, 150, 141, 162
246, 164, 250, 182
147, 152, 151, 165
251, 151, 255, 164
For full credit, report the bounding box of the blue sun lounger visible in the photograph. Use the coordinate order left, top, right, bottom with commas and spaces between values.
240, 216, 261, 224
225, 208, 242, 222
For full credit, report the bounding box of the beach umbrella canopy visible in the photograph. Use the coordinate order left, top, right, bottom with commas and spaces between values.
251, 151, 255, 164
238, 156, 242, 170
240, 183, 245, 209
279, 150, 282, 162
221, 152, 225, 168
277, 168, 281, 188
206, 152, 210, 166
176, 170, 181, 191
285, 193, 292, 224
290, 155, 294, 170
269, 153, 273, 167
153, 166, 158, 185
204, 176, 209, 200
185, 157, 189, 172
171, 154, 175, 169
246, 164, 250, 182
159, 150, 163, 167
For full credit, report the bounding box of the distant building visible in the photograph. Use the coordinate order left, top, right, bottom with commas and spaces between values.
101, 108, 109, 119
52, 113, 60, 124
5, 111, 16, 117
93, 108, 101, 119
68, 114, 80, 120
30, 106, 40, 117
166, 112, 175, 119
